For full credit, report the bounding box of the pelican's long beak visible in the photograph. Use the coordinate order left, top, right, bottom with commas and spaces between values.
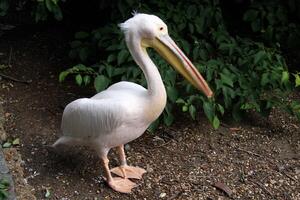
143, 35, 213, 98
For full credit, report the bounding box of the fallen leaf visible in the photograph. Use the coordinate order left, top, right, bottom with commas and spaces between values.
12, 138, 20, 145
291, 124, 299, 129
229, 127, 241, 131
45, 188, 51, 198
2, 142, 12, 148
213, 182, 233, 197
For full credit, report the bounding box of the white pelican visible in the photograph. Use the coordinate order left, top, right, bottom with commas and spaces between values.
53, 13, 213, 193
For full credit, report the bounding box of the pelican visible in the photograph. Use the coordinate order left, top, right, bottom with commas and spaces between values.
53, 13, 213, 193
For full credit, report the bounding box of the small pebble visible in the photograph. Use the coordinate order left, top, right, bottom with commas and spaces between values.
159, 193, 166, 198
125, 144, 131, 151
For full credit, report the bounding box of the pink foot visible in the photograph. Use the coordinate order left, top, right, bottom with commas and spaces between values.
111, 165, 147, 179
107, 177, 137, 193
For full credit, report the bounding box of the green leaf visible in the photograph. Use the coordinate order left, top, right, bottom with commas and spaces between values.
79, 47, 89, 62
0, 0, 9, 16
83, 75, 91, 86
45, 0, 53, 11
220, 73, 233, 87
113, 68, 126, 76
59, 71, 69, 82
107, 54, 116, 63
187, 5, 197, 18
75, 74, 82, 86
52, 4, 63, 21
75, 31, 90, 39
199, 49, 208, 60
176, 98, 186, 104
163, 112, 174, 126
74, 64, 86, 71
212, 116, 220, 129
254, 50, 266, 65
166, 86, 178, 103
117, 50, 129, 65
180, 40, 190, 54
105, 65, 114, 78
261, 73, 269, 86
203, 101, 214, 122
94, 75, 109, 92
188, 23, 194, 33
189, 104, 196, 120
195, 18, 205, 34
281, 71, 289, 85
182, 105, 188, 112
295, 74, 300, 87
217, 104, 225, 115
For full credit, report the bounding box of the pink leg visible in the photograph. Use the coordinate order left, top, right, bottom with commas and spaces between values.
110, 145, 147, 179
100, 155, 136, 193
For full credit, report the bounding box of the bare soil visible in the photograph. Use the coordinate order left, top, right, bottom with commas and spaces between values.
0, 26, 299, 200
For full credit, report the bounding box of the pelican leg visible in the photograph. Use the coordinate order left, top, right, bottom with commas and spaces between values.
111, 145, 147, 179
100, 155, 136, 193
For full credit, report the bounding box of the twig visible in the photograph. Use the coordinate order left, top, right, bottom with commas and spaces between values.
8, 47, 12, 67
249, 179, 273, 197
152, 139, 173, 149
281, 171, 297, 182
0, 73, 31, 84
168, 190, 184, 200
221, 122, 231, 128
236, 148, 262, 157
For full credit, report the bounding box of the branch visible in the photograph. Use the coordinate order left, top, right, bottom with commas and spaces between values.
0, 73, 31, 84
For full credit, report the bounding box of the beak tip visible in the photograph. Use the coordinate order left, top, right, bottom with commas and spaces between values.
206, 91, 214, 98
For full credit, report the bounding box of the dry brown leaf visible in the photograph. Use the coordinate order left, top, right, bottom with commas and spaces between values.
229, 127, 241, 131
213, 182, 233, 197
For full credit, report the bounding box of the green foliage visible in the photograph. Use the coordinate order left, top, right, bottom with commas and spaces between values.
59, 0, 299, 129
0, 0, 64, 22
243, 0, 300, 48
0, 179, 9, 199
34, 0, 63, 22
0, 0, 9, 16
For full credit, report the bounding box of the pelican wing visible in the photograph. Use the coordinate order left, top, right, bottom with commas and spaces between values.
61, 98, 125, 139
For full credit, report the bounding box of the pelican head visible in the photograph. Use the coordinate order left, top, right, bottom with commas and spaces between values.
120, 13, 213, 98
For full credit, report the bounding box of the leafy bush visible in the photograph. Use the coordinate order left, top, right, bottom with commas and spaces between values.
0, 0, 9, 16
243, 0, 300, 48
0, 0, 64, 22
59, 0, 300, 130
34, 0, 63, 22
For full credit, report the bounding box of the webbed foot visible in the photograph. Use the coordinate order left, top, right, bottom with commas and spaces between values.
107, 177, 137, 193
111, 165, 146, 179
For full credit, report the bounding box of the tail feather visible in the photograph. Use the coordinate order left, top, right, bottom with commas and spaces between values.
52, 136, 82, 148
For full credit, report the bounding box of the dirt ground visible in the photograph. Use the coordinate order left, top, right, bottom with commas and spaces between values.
0, 26, 299, 200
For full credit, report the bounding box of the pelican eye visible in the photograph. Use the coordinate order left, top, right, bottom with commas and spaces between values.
159, 27, 164, 31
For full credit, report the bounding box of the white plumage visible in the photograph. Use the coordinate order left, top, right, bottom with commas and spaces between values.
60, 82, 151, 147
